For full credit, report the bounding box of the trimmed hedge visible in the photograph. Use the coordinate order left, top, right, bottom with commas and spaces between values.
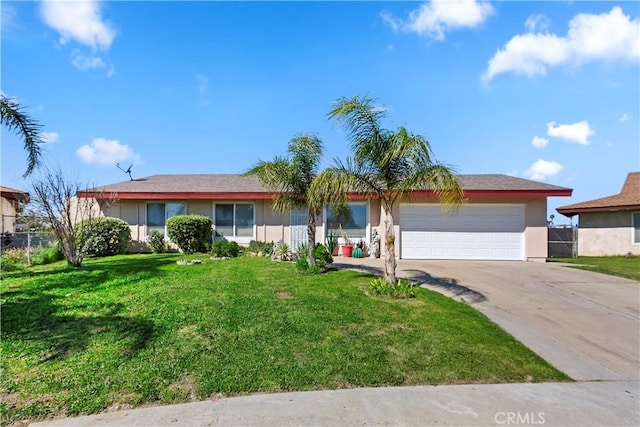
78, 217, 131, 257
166, 215, 212, 254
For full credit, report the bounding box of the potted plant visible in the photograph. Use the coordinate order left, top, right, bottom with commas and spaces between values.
352, 239, 364, 258
338, 225, 353, 257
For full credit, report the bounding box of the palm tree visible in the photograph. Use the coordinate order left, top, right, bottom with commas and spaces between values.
245, 133, 323, 266
311, 95, 464, 284
0, 95, 44, 177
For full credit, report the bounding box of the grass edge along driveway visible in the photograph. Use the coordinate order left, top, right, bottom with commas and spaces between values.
1, 254, 569, 424
549, 256, 640, 281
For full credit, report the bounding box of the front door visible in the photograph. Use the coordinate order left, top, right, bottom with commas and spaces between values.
290, 208, 307, 252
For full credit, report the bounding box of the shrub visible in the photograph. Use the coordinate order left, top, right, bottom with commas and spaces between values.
78, 217, 131, 257
166, 215, 212, 254
0, 248, 26, 271
369, 277, 416, 299
246, 240, 274, 256
147, 230, 167, 253
31, 244, 64, 266
312, 244, 333, 269
295, 243, 309, 260
296, 244, 333, 274
272, 241, 291, 261
211, 240, 241, 258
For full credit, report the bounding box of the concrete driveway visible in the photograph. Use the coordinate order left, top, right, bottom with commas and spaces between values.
334, 258, 640, 381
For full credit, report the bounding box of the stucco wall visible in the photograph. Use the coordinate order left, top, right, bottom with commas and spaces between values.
1, 196, 17, 233
524, 197, 548, 261
578, 211, 639, 256
92, 196, 553, 259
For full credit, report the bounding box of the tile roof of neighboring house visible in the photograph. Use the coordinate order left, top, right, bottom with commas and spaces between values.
557, 172, 640, 217
0, 186, 30, 202
77, 173, 572, 200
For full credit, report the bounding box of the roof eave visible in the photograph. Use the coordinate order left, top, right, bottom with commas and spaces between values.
557, 204, 640, 216
77, 191, 276, 200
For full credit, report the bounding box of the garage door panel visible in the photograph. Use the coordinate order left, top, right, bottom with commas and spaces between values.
400, 204, 524, 260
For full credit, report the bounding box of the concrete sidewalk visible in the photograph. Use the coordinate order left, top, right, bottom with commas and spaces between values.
31, 381, 639, 426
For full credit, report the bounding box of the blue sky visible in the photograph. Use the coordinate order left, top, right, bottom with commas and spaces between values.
2, 0, 639, 220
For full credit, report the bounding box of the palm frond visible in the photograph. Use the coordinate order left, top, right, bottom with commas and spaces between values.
244, 157, 293, 192
404, 163, 465, 211
328, 95, 387, 164
1, 95, 44, 177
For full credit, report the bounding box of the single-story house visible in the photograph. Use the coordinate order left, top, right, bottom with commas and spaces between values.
0, 186, 30, 234
557, 172, 639, 256
78, 174, 572, 261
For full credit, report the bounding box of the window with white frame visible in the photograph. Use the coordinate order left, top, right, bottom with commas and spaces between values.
633, 212, 640, 244
214, 203, 254, 238
147, 202, 186, 236
326, 203, 367, 241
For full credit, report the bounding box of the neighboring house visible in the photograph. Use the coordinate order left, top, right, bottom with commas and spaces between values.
0, 186, 30, 234
78, 174, 571, 261
557, 172, 640, 256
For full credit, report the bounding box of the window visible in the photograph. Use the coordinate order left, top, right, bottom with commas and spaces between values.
147, 202, 185, 236
214, 203, 254, 238
326, 203, 367, 240
633, 213, 640, 244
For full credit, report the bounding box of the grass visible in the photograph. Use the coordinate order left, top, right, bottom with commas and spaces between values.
1, 254, 569, 424
549, 256, 640, 281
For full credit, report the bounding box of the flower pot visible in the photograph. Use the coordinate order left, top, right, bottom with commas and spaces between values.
352, 247, 363, 258
341, 244, 354, 257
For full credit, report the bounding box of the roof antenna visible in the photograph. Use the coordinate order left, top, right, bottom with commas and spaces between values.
116, 163, 134, 181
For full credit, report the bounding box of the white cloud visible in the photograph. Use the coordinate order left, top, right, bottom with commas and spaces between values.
76, 138, 141, 166
40, 0, 116, 50
525, 14, 550, 32
523, 159, 563, 181
71, 51, 115, 77
619, 113, 631, 122
381, 0, 494, 41
71, 52, 105, 70
41, 132, 59, 143
483, 7, 639, 82
547, 120, 594, 145
531, 136, 549, 148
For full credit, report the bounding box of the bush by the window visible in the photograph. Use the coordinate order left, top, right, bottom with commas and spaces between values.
147, 230, 167, 253
211, 239, 241, 258
246, 240, 274, 256
166, 215, 212, 254
296, 244, 333, 274
78, 217, 131, 257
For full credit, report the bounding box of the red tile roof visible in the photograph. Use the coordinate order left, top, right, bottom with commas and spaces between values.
557, 172, 640, 217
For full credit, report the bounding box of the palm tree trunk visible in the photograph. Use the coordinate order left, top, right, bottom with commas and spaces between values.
383, 204, 397, 284
307, 209, 316, 267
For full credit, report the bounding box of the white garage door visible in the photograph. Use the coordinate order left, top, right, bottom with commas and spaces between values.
400, 204, 524, 260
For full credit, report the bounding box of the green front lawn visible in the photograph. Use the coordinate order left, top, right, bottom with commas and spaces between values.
549, 256, 640, 281
1, 255, 568, 423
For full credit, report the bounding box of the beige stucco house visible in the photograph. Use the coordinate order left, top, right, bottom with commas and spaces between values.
557, 172, 640, 256
0, 186, 30, 234
79, 174, 571, 261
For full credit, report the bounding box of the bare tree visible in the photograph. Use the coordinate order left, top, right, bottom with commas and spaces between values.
30, 167, 113, 267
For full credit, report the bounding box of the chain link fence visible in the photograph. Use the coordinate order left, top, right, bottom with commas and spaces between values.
1, 231, 57, 252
